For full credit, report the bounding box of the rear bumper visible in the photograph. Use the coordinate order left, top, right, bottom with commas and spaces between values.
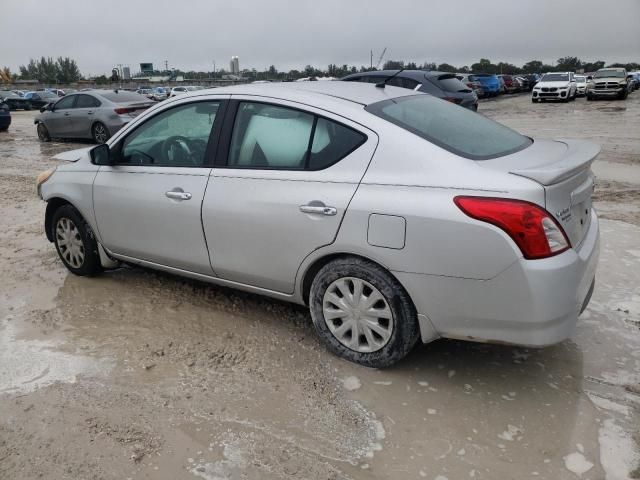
395, 210, 600, 346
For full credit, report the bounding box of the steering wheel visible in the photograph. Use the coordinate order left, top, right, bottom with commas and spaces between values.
161, 135, 199, 166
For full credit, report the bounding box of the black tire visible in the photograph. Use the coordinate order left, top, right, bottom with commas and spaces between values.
92, 122, 111, 144
309, 257, 420, 368
37, 123, 51, 142
587, 94, 593, 101
52, 204, 102, 276
532, 98, 538, 103
619, 90, 628, 100
24, 102, 32, 111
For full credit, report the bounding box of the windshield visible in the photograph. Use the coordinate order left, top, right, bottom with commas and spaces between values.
431, 74, 471, 93
541, 74, 569, 82
594, 69, 625, 78
575, 76, 586, 83
366, 94, 531, 160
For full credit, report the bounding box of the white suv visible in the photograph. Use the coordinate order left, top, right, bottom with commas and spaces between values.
532, 72, 577, 103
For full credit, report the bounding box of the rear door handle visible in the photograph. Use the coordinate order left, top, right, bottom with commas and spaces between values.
299, 204, 337, 216
165, 190, 192, 201
64, 112, 70, 116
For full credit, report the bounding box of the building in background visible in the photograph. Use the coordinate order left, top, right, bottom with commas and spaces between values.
122, 66, 131, 80
230, 56, 240, 75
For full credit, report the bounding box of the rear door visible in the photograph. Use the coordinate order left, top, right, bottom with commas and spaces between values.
70, 94, 101, 138
202, 99, 377, 293
93, 98, 226, 274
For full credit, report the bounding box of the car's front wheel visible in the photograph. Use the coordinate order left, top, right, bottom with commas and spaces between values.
309, 257, 420, 368
37, 123, 51, 142
52, 205, 102, 276
92, 122, 110, 144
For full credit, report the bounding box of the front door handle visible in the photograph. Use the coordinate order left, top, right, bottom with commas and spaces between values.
165, 190, 192, 201
299, 204, 337, 216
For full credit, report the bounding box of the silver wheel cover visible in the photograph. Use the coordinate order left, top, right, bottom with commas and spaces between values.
322, 277, 394, 353
55, 217, 85, 268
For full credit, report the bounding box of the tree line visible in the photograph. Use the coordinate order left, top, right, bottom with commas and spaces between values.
3, 55, 639, 85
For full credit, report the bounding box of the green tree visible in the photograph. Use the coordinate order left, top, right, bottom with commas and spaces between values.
36, 57, 58, 83
94, 75, 109, 85
437, 63, 457, 72
522, 60, 543, 73
556, 56, 582, 72
383, 60, 404, 70
471, 58, 497, 74
56, 57, 81, 83
421, 62, 437, 70
496, 62, 520, 74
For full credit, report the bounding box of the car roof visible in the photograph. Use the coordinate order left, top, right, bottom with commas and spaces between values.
200, 80, 419, 106
342, 69, 459, 81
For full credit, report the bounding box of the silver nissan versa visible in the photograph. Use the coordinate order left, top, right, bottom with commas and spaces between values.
37, 81, 600, 367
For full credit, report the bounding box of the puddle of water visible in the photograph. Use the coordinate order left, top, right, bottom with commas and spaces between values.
0, 319, 112, 395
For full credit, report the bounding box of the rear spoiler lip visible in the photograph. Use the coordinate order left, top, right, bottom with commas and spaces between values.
509, 139, 601, 186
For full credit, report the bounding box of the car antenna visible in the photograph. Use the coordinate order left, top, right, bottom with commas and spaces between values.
376, 69, 404, 88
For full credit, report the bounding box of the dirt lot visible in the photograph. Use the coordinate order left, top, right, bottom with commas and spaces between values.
1, 92, 639, 480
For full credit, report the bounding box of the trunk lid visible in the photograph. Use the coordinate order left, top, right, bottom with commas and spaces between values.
480, 139, 600, 247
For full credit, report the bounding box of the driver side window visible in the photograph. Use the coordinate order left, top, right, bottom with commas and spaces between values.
119, 101, 220, 167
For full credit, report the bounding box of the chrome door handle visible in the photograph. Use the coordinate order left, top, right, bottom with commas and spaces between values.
165, 190, 192, 200
299, 204, 337, 216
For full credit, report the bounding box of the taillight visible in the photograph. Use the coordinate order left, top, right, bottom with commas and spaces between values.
114, 107, 136, 114
454, 196, 570, 259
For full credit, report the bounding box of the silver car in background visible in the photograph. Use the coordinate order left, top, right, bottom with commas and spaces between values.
35, 90, 155, 143
36, 82, 599, 367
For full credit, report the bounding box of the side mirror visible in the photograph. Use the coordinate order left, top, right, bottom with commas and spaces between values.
587, 76, 593, 80
90, 143, 114, 166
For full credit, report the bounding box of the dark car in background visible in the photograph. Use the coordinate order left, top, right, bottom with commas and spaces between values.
23, 91, 60, 110
0, 99, 11, 131
473, 73, 501, 96
342, 70, 478, 110
0, 90, 32, 110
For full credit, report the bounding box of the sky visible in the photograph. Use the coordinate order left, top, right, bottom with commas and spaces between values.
4, 0, 639, 76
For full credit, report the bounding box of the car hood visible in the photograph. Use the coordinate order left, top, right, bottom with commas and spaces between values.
536, 81, 570, 88
53, 146, 94, 163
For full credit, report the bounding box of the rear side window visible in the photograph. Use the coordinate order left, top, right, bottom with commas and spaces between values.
228, 102, 366, 170
366, 95, 531, 160
76, 95, 100, 108
430, 74, 470, 92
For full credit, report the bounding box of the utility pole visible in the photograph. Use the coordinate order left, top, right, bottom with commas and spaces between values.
370, 50, 373, 70
164, 60, 169, 72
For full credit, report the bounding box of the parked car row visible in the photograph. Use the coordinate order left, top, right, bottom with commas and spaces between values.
531, 67, 638, 103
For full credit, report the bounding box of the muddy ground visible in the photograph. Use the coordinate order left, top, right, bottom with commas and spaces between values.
1, 92, 639, 480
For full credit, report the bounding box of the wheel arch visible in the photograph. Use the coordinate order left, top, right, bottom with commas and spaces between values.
45, 197, 73, 242
300, 251, 399, 306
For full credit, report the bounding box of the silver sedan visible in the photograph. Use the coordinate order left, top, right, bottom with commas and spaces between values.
35, 90, 155, 144
36, 82, 600, 367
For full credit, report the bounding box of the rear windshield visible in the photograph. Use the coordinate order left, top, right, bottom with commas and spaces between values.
98, 91, 150, 103
366, 95, 531, 160
430, 74, 470, 92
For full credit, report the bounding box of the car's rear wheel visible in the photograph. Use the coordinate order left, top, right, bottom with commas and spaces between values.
309, 257, 420, 368
37, 123, 51, 142
92, 122, 110, 144
24, 103, 32, 111
52, 205, 102, 276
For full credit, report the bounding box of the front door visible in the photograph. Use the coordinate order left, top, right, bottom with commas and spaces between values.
93, 100, 224, 274
202, 99, 377, 293
46, 94, 76, 137
70, 94, 101, 138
